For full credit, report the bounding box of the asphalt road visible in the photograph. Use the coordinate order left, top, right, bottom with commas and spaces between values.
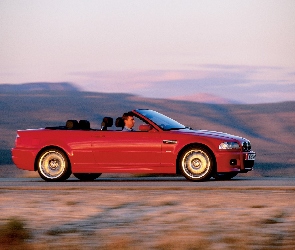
0, 176, 295, 189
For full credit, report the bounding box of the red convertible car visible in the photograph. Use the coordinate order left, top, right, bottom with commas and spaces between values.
12, 109, 255, 181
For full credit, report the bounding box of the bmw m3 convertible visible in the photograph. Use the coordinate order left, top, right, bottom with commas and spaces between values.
12, 109, 255, 181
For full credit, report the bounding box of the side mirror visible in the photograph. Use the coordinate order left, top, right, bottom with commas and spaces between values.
139, 124, 152, 131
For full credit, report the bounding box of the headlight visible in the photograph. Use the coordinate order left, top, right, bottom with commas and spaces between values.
219, 142, 240, 150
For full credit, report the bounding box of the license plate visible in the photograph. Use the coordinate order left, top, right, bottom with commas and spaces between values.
246, 153, 256, 160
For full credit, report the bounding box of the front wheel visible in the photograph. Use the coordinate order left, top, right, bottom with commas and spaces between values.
73, 173, 102, 181
179, 147, 214, 181
37, 148, 71, 181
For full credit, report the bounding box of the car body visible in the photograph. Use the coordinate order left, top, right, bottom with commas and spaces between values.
12, 109, 255, 181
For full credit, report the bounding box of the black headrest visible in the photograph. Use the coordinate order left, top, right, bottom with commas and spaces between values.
103, 117, 113, 127
79, 120, 90, 130
115, 117, 124, 128
66, 120, 79, 129
101, 117, 113, 130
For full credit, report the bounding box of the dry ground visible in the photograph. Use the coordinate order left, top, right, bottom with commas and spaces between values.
0, 187, 295, 250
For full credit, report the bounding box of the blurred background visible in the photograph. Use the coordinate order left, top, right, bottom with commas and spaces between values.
0, 83, 294, 177
1, 0, 294, 177
1, 3, 295, 249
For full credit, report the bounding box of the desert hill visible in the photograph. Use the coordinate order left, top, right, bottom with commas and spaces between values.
0, 83, 294, 176
0, 82, 80, 92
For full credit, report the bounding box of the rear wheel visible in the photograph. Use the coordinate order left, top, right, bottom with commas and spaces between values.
73, 173, 102, 181
179, 147, 214, 181
37, 148, 71, 181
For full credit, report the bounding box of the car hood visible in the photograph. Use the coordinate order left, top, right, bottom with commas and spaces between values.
176, 129, 248, 142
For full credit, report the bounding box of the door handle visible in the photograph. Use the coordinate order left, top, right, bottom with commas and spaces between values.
163, 140, 177, 144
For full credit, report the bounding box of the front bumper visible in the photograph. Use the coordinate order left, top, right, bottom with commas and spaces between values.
215, 150, 256, 173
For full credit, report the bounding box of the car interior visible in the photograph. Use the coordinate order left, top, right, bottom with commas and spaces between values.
46, 115, 152, 132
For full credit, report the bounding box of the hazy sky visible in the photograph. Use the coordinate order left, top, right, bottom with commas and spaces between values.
1, 0, 295, 103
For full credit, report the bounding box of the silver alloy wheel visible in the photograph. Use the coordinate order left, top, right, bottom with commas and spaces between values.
180, 148, 212, 181
38, 150, 67, 180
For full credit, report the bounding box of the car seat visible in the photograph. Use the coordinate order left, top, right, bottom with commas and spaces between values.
79, 120, 90, 130
66, 120, 79, 129
115, 117, 124, 130
101, 117, 113, 130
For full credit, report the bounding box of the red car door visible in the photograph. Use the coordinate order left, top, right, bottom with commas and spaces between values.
91, 130, 163, 173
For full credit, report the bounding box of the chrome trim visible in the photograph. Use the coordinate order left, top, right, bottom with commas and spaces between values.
163, 140, 177, 144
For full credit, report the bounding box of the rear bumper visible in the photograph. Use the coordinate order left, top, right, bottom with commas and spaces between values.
11, 148, 36, 171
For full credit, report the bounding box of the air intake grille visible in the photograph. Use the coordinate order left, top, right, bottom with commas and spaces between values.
242, 141, 251, 151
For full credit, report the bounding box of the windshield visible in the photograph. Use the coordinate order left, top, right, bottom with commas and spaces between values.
136, 109, 186, 131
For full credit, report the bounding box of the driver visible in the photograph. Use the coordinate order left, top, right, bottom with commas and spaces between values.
122, 112, 135, 131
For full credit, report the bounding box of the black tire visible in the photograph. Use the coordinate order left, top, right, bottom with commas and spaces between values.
73, 173, 102, 181
37, 148, 71, 181
179, 147, 214, 181
214, 172, 238, 180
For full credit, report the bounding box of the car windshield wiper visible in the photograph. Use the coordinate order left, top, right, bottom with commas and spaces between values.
167, 126, 193, 131
166, 127, 186, 131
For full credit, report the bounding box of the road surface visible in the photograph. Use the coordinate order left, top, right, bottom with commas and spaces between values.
1, 176, 294, 189
1, 176, 295, 249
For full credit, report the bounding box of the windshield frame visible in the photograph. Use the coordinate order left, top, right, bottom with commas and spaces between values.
134, 109, 186, 131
